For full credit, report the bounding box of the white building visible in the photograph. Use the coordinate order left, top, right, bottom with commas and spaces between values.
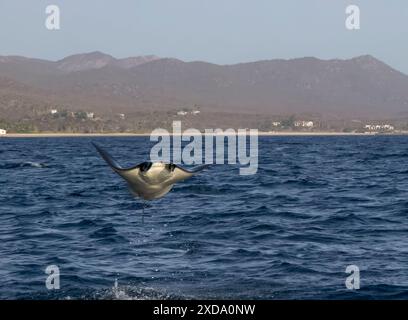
177, 111, 188, 116
86, 112, 95, 119
118, 113, 125, 120
364, 124, 394, 131
50, 109, 58, 115
294, 121, 314, 128
191, 110, 201, 115
0, 129, 7, 135
272, 121, 281, 127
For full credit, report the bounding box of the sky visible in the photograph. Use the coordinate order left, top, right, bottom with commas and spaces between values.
0, 0, 407, 73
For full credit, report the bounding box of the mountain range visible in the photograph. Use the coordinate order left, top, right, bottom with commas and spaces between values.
1, 51, 408, 121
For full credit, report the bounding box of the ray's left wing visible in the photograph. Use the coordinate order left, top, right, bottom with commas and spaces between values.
168, 164, 211, 184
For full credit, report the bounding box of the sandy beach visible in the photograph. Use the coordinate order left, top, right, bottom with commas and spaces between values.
1, 131, 404, 138
4, 129, 408, 138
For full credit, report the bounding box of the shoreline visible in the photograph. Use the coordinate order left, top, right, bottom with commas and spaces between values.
1, 131, 406, 138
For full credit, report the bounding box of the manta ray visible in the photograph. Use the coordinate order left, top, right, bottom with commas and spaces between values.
92, 142, 209, 201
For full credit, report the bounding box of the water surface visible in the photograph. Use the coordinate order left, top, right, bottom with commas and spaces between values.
1, 136, 408, 299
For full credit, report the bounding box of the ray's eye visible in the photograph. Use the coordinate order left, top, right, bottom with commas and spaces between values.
140, 162, 152, 172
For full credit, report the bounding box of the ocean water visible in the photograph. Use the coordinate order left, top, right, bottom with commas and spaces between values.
1, 136, 408, 300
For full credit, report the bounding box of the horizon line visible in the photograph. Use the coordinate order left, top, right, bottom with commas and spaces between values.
0, 51, 395, 68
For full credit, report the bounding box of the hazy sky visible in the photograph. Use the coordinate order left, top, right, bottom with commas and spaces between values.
0, 0, 407, 72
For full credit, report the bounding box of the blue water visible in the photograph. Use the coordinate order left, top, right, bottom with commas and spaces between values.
1, 136, 408, 300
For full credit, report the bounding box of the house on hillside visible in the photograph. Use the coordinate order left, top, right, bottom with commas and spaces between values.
50, 109, 58, 115
177, 111, 188, 116
364, 124, 394, 132
294, 121, 314, 128
0, 129, 7, 135
86, 112, 95, 119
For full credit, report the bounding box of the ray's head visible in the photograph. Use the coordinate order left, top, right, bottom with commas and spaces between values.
138, 162, 175, 175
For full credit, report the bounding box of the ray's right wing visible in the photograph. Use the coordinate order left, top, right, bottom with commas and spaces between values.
92, 142, 147, 185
